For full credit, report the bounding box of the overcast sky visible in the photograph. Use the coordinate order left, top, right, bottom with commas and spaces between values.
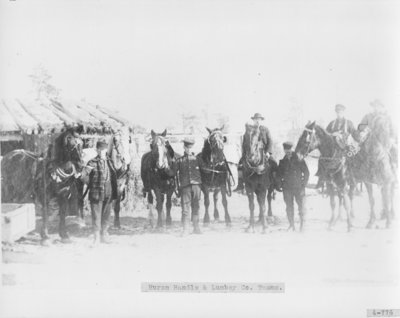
1, 0, 399, 132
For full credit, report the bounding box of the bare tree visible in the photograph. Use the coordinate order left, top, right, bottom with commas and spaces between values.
29, 65, 61, 101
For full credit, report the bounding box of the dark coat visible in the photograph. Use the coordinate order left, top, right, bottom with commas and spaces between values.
326, 118, 358, 140
241, 125, 273, 157
176, 152, 202, 189
278, 152, 309, 191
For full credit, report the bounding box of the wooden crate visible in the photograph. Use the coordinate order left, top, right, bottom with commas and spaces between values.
2, 203, 36, 243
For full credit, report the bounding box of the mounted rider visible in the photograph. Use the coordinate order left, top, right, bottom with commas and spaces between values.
316, 104, 358, 188
234, 112, 273, 192
358, 99, 397, 171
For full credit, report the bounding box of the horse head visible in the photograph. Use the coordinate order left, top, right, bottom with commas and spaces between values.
205, 126, 226, 163
150, 129, 170, 170
54, 128, 83, 168
109, 129, 132, 171
295, 121, 330, 158
244, 123, 264, 167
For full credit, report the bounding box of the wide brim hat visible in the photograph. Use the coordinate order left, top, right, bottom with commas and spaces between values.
96, 138, 108, 150
283, 141, 293, 149
251, 113, 264, 120
182, 137, 195, 146
370, 99, 385, 108
335, 104, 346, 111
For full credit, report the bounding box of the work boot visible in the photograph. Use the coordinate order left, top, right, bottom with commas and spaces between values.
234, 177, 245, 192
91, 231, 101, 247
181, 216, 190, 237
100, 227, 112, 244
192, 215, 202, 234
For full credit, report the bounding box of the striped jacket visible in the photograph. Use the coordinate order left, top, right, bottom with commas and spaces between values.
87, 156, 117, 202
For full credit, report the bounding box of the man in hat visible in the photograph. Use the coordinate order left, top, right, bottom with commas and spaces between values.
358, 99, 397, 170
326, 104, 357, 142
358, 99, 396, 142
316, 104, 358, 189
234, 113, 273, 192
278, 141, 309, 231
176, 137, 203, 235
81, 137, 116, 246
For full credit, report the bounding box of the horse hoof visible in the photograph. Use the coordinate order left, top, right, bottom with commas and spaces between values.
225, 222, 232, 228
60, 237, 72, 244
166, 218, 172, 226
366, 220, 375, 229
41, 238, 51, 247
262, 228, 267, 234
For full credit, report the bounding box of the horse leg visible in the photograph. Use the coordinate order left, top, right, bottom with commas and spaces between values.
328, 194, 337, 229
147, 191, 155, 228
246, 190, 256, 233
203, 187, 210, 225
256, 188, 267, 233
267, 186, 273, 218
76, 179, 84, 220
40, 182, 51, 245
59, 198, 71, 243
114, 197, 121, 229
365, 183, 376, 229
220, 186, 231, 226
349, 184, 355, 219
390, 182, 395, 220
341, 191, 352, 232
155, 190, 164, 229
213, 188, 220, 221
166, 191, 172, 226
337, 196, 344, 221
381, 184, 391, 228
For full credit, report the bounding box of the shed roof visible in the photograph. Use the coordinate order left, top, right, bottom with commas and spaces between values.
0, 98, 130, 135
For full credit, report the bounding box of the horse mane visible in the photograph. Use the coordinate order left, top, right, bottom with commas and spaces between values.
313, 123, 336, 150
201, 138, 212, 163
165, 142, 175, 160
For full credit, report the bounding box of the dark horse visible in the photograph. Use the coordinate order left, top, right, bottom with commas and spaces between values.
242, 123, 271, 233
197, 127, 233, 226
141, 129, 177, 229
39, 128, 84, 244
350, 115, 397, 229
107, 130, 132, 229
295, 121, 355, 232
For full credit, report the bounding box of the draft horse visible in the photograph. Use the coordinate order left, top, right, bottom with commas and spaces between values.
197, 127, 233, 226
107, 130, 132, 228
295, 121, 354, 232
141, 129, 177, 229
242, 123, 272, 233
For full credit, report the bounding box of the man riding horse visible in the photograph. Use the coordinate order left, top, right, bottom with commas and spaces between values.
316, 104, 359, 189
235, 113, 273, 192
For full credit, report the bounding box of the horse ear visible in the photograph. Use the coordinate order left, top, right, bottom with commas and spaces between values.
220, 125, 224, 131
161, 129, 167, 137
206, 127, 212, 134
310, 121, 316, 128
151, 130, 156, 139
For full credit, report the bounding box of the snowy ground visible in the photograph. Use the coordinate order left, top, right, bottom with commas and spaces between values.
1, 187, 399, 318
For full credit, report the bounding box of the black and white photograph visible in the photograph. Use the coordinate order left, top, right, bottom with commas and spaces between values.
0, 0, 399, 317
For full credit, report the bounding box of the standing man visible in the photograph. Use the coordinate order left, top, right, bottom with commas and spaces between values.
234, 113, 273, 192
278, 142, 309, 231
82, 137, 116, 246
176, 137, 202, 235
